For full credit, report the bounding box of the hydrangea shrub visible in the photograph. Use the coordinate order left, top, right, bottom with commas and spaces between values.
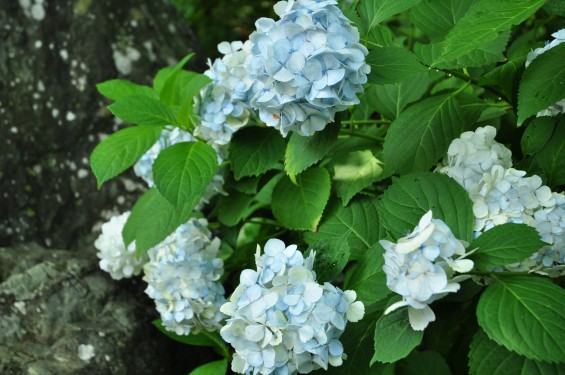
90, 1, 565, 374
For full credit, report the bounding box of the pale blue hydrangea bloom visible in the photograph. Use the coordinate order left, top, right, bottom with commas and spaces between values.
94, 211, 148, 280
143, 218, 227, 335
380, 211, 473, 331
246, 0, 370, 137
195, 41, 255, 146
220, 239, 364, 375
134, 128, 226, 210
525, 29, 565, 117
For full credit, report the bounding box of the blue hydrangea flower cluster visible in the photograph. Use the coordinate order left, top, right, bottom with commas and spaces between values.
134, 127, 225, 210
526, 29, 565, 118
94, 211, 148, 280
438, 127, 565, 275
143, 218, 227, 335
220, 238, 364, 375
195, 41, 255, 147
380, 211, 474, 331
245, 0, 370, 137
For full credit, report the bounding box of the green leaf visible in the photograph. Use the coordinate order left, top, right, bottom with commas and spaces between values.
529, 117, 565, 186
378, 172, 474, 242
177, 72, 211, 128
359, 0, 423, 33
398, 350, 451, 375
477, 276, 565, 363
271, 168, 331, 231
333, 150, 384, 206
285, 123, 339, 178
305, 196, 381, 259
152, 319, 230, 358
233, 176, 261, 195
521, 117, 555, 156
188, 360, 228, 375
383, 93, 465, 175
229, 127, 286, 180
122, 188, 193, 254
218, 190, 254, 227
469, 329, 565, 375
434, 0, 546, 66
372, 309, 423, 364
345, 242, 390, 307
90, 126, 162, 188
153, 141, 218, 207
307, 231, 350, 283
153, 53, 194, 100
411, 0, 477, 40
108, 95, 178, 126
518, 44, 565, 124
367, 47, 427, 85
365, 73, 429, 120
545, 0, 565, 16
96, 79, 156, 101
469, 223, 546, 270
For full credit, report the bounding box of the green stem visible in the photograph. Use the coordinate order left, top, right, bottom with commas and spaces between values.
243, 217, 282, 227
441, 68, 509, 102
340, 128, 384, 142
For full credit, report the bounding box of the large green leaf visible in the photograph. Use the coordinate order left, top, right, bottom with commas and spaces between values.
411, 0, 476, 40
529, 117, 565, 186
383, 93, 465, 175
153, 53, 193, 102
434, 0, 546, 66
521, 117, 555, 156
358, 0, 423, 34
367, 47, 427, 85
345, 242, 390, 307
152, 141, 218, 207
333, 150, 384, 206
477, 276, 565, 363
365, 73, 429, 120
271, 167, 331, 231
285, 123, 339, 179
96, 79, 156, 101
188, 360, 228, 375
230, 127, 286, 180
469, 329, 565, 375
518, 44, 565, 124
108, 95, 178, 126
378, 172, 474, 242
307, 231, 350, 283
176, 71, 211, 129
372, 309, 423, 364
469, 223, 546, 270
304, 196, 381, 259
90, 126, 162, 188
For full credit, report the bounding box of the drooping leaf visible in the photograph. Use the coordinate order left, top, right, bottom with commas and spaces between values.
333, 150, 384, 206
188, 360, 228, 375
90, 126, 162, 188
230, 127, 286, 180
378, 172, 474, 242
469, 329, 565, 375
477, 276, 565, 363
271, 168, 331, 231
152, 141, 218, 207
307, 231, 350, 283
304, 196, 381, 259
367, 47, 427, 85
469, 223, 546, 270
285, 123, 339, 178
108, 95, 178, 126
383, 93, 465, 175
345, 242, 390, 307
96, 79, 156, 101
434, 0, 546, 66
528, 117, 565, 186
372, 309, 424, 364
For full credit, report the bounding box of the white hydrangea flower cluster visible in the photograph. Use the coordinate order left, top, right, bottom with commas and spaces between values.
195, 41, 255, 146
246, 0, 370, 137
133, 127, 225, 210
143, 218, 227, 335
525, 29, 565, 117
94, 211, 148, 280
220, 239, 364, 375
438, 127, 565, 274
436, 126, 512, 191
380, 211, 473, 331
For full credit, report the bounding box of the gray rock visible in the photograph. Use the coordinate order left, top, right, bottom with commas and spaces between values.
0, 243, 214, 375
0, 0, 204, 249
